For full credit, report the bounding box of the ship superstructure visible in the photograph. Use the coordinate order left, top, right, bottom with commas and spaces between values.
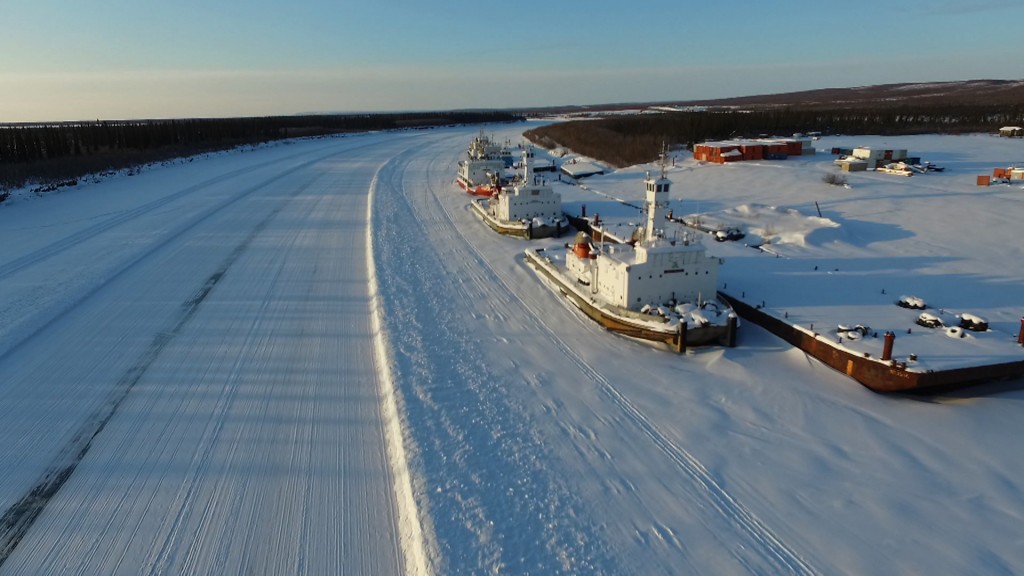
471, 146, 568, 239
525, 150, 736, 350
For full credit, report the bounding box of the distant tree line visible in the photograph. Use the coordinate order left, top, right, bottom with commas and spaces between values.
525, 104, 1024, 168
0, 111, 522, 194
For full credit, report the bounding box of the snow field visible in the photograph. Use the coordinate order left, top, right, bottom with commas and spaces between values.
0, 124, 1023, 575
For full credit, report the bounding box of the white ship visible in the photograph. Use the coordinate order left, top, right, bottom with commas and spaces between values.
455, 132, 512, 196
471, 147, 569, 239
525, 152, 737, 350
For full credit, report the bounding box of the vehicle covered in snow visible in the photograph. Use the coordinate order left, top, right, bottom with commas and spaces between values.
713, 227, 745, 242
897, 295, 927, 310
958, 313, 989, 332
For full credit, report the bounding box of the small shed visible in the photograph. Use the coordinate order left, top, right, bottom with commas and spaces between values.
999, 126, 1024, 138
560, 160, 605, 179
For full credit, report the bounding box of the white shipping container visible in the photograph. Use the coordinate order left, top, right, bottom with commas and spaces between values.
852, 147, 884, 160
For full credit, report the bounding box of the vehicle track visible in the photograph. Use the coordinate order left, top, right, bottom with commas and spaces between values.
414, 134, 817, 576
0, 138, 399, 364
0, 141, 355, 280
0, 138, 393, 568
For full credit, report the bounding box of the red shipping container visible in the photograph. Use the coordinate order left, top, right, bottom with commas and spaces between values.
977, 175, 991, 186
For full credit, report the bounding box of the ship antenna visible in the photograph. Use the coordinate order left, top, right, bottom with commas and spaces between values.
659, 141, 669, 180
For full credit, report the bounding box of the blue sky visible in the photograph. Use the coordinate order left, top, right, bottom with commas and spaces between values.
2, 0, 1023, 121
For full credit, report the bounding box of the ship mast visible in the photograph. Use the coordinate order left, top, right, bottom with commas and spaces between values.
521, 145, 533, 185
644, 144, 671, 243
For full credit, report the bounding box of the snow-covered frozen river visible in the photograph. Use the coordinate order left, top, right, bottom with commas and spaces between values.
1, 123, 1023, 575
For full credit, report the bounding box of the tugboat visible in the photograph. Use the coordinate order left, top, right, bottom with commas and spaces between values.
471, 147, 569, 239
525, 151, 737, 351
456, 132, 512, 196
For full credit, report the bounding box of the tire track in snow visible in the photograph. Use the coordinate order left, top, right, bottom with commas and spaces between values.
415, 137, 817, 576
0, 149, 342, 568
0, 139, 390, 365
141, 245, 289, 576
0, 143, 342, 281
0, 219, 259, 566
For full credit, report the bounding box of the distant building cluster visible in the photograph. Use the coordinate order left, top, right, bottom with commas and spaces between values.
692, 136, 816, 164
978, 166, 1024, 186
832, 147, 916, 172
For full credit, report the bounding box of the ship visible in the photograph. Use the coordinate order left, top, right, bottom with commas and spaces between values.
456, 132, 512, 196
471, 147, 569, 239
525, 152, 738, 351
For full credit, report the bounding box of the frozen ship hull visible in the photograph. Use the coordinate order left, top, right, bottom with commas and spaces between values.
525, 247, 737, 351
471, 199, 569, 240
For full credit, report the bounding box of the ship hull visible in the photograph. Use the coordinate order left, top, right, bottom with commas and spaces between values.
525, 247, 737, 351
471, 200, 568, 239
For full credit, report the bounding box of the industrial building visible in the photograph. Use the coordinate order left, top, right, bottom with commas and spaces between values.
692, 137, 815, 164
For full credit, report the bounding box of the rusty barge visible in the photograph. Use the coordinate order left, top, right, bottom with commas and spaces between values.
720, 292, 1024, 394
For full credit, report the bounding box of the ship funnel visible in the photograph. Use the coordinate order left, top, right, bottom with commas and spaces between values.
882, 331, 895, 361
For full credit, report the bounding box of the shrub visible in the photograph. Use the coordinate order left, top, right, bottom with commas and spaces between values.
822, 173, 847, 186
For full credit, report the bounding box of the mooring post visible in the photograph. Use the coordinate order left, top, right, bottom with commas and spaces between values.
676, 321, 688, 354
727, 314, 738, 347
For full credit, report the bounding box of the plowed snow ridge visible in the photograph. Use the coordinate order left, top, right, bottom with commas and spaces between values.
367, 168, 433, 576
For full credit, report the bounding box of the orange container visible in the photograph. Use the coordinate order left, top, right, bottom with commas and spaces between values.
977, 175, 991, 186
993, 167, 1007, 178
